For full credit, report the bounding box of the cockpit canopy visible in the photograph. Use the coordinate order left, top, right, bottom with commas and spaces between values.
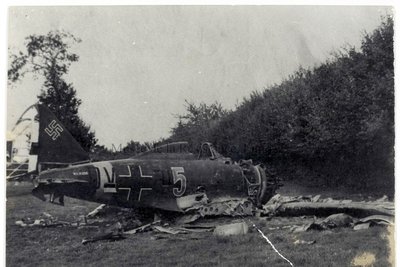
135, 141, 230, 162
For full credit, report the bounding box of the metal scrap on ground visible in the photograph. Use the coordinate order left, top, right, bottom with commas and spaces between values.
213, 222, 249, 236
82, 222, 124, 244
290, 213, 393, 232
14, 194, 394, 244
261, 194, 394, 218
124, 220, 161, 235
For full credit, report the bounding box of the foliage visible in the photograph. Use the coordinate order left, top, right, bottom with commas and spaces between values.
169, 17, 394, 193
89, 144, 114, 162
8, 30, 97, 151
169, 100, 229, 151
122, 140, 152, 156
8, 31, 81, 83
90, 141, 154, 161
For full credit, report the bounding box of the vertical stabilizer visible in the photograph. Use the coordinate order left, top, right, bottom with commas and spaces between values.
33, 104, 90, 167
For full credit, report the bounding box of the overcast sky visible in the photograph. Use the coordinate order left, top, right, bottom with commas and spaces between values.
7, 6, 391, 148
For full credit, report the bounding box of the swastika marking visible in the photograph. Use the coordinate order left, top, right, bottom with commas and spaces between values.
44, 120, 63, 140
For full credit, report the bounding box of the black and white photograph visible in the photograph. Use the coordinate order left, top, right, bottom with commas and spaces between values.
5, 5, 395, 266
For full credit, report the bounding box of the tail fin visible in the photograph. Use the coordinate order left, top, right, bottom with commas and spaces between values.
31, 104, 90, 170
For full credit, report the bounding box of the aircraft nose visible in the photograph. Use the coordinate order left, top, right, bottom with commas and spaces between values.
240, 162, 278, 206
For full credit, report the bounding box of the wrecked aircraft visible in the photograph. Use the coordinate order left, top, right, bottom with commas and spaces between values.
9, 104, 394, 267
13, 104, 281, 213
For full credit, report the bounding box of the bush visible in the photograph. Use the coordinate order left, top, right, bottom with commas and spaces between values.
169, 17, 394, 195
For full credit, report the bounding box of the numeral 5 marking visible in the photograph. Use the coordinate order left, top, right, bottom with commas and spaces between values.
171, 167, 186, 197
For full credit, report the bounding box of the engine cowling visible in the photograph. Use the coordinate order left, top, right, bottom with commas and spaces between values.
240, 160, 280, 206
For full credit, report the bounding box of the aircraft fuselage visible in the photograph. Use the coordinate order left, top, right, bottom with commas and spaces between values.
33, 157, 261, 212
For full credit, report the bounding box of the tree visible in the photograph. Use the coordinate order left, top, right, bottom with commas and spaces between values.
8, 30, 97, 151
122, 140, 151, 156
168, 17, 394, 194
170, 100, 228, 150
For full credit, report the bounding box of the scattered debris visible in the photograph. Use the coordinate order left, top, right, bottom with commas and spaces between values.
357, 215, 393, 225
290, 213, 394, 232
14, 193, 394, 246
154, 226, 187, 235
274, 201, 394, 217
14, 212, 70, 228
176, 226, 214, 233
311, 213, 354, 230
262, 194, 394, 218
352, 215, 393, 231
42, 212, 52, 218
151, 234, 206, 241
293, 239, 316, 245
124, 220, 161, 235
179, 198, 255, 218
311, 195, 321, 202
177, 193, 208, 210
376, 195, 388, 202
353, 223, 371, 231
87, 204, 106, 218
174, 214, 201, 224
290, 224, 313, 233
214, 222, 249, 236
82, 222, 124, 245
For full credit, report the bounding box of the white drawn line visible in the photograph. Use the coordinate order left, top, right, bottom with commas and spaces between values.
139, 166, 153, 178
138, 188, 152, 201
118, 187, 132, 201
119, 165, 132, 177
224, 203, 294, 267
104, 187, 117, 193
94, 168, 100, 188
254, 225, 294, 267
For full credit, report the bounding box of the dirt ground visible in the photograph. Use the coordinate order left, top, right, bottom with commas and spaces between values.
6, 182, 393, 266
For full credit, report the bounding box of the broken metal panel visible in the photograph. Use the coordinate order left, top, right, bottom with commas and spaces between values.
290, 212, 394, 232
262, 194, 394, 218
87, 204, 107, 218
153, 226, 185, 235
358, 215, 394, 225
214, 222, 249, 236
353, 223, 371, 230
272, 202, 394, 218
176, 193, 208, 210
198, 198, 254, 217
124, 220, 161, 235
82, 222, 124, 244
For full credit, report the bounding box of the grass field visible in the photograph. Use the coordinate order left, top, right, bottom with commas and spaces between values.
6, 182, 393, 266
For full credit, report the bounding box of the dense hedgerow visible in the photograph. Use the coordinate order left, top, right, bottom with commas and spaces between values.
169, 17, 394, 194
